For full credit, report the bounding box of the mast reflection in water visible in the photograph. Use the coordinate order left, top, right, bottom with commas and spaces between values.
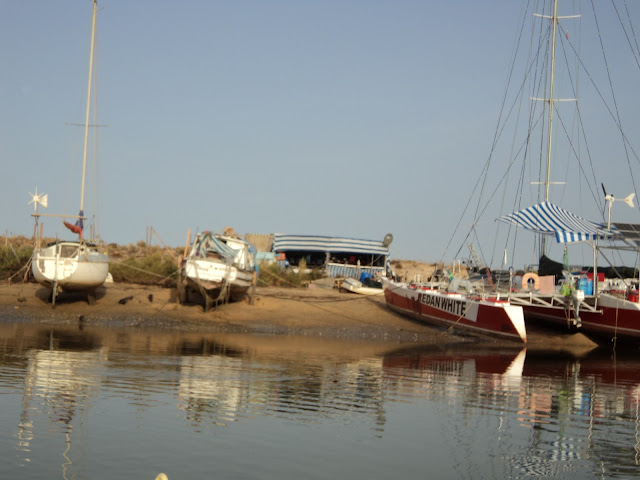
1, 322, 639, 479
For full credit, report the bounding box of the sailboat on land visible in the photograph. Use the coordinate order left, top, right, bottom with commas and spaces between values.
30, 0, 109, 307
178, 228, 258, 312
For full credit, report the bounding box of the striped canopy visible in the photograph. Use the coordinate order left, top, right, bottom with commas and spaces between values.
273, 234, 389, 255
498, 202, 615, 243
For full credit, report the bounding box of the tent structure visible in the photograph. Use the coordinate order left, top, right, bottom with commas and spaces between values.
272, 234, 391, 278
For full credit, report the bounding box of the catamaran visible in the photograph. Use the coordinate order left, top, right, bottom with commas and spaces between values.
494, 2, 640, 345
382, 277, 527, 343
385, 1, 640, 345
30, 0, 109, 307
439, 1, 640, 346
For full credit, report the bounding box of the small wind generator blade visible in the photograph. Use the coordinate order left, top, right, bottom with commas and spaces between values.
624, 193, 635, 208
28, 188, 48, 211
602, 183, 608, 197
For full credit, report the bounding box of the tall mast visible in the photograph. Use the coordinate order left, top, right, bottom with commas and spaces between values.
544, 0, 558, 204
80, 0, 97, 213
540, 0, 559, 255
533, 0, 579, 255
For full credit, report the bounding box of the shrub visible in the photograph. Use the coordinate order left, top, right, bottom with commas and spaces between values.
109, 252, 178, 286
0, 244, 33, 281
257, 262, 324, 287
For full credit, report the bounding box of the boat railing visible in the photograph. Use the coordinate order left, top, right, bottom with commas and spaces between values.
507, 291, 601, 313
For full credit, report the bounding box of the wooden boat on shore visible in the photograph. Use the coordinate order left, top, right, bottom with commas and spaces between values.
30, 0, 109, 307
178, 230, 257, 311
381, 278, 527, 343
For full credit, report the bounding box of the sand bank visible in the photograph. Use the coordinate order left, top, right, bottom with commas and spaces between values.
0, 281, 598, 354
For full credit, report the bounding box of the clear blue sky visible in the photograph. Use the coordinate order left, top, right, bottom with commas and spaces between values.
2, 1, 639, 266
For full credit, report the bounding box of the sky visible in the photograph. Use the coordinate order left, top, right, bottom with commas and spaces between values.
1, 1, 639, 267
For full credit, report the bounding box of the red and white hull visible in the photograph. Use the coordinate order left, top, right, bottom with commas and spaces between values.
382, 278, 527, 343
520, 292, 640, 344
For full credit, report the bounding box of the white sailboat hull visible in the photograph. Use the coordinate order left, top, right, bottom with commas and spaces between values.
182, 258, 254, 300
178, 232, 257, 309
32, 242, 109, 291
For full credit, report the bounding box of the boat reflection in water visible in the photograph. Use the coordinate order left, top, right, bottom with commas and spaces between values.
383, 345, 640, 477
2, 323, 640, 479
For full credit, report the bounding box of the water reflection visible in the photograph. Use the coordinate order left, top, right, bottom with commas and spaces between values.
2, 323, 640, 478
382, 345, 640, 477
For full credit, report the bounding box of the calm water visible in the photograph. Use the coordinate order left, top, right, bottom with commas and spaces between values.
1, 322, 640, 480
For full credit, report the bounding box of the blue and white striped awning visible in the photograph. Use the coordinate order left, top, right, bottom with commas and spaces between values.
272, 234, 389, 255
498, 202, 615, 243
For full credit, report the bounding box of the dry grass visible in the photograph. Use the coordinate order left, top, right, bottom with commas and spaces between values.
390, 259, 468, 282
0, 236, 33, 281
0, 235, 180, 285
1, 235, 447, 287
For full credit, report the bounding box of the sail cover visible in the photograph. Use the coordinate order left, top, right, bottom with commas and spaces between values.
498, 202, 615, 243
194, 232, 237, 260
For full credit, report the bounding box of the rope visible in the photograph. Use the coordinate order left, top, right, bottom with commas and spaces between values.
443, 312, 469, 336
257, 267, 317, 289
108, 257, 176, 282
7, 256, 33, 284
256, 287, 392, 325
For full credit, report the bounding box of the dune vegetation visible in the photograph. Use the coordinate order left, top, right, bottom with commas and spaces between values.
1, 235, 324, 288
1, 235, 438, 288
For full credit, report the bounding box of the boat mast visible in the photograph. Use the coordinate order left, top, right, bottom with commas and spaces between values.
80, 0, 97, 215
534, 1, 580, 256
544, 0, 558, 205
538, 0, 559, 256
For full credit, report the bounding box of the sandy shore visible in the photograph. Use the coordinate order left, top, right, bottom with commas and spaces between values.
0, 281, 599, 355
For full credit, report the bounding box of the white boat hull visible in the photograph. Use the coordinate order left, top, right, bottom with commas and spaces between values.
182, 258, 254, 301
32, 242, 109, 291
341, 277, 384, 296
178, 232, 257, 309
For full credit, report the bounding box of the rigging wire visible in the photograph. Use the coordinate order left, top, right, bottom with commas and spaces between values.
613, 0, 640, 70
443, 0, 639, 272
91, 22, 102, 243
589, 0, 639, 213
441, 0, 534, 266
500, 1, 551, 270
